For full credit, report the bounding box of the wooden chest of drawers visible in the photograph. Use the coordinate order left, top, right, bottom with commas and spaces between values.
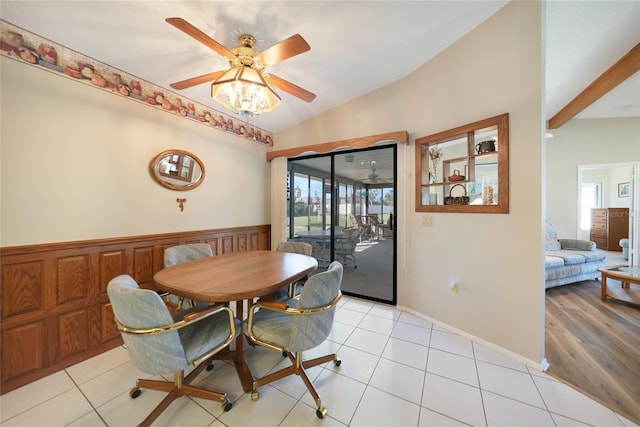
590, 208, 629, 251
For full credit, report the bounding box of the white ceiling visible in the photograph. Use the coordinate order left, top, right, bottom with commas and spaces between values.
1, 1, 638, 136
546, 1, 639, 121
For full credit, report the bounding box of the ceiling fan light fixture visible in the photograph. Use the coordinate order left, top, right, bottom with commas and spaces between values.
211, 65, 281, 117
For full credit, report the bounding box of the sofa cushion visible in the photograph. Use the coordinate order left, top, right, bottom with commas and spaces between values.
545, 222, 561, 251
545, 250, 587, 266
544, 255, 565, 269
570, 249, 605, 263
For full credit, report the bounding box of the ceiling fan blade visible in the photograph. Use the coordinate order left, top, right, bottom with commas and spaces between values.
267, 74, 316, 103
170, 70, 225, 90
166, 17, 235, 59
258, 34, 310, 66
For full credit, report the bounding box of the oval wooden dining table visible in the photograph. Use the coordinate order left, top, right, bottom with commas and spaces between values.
153, 250, 318, 392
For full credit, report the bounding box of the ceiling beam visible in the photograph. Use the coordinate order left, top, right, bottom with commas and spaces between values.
548, 43, 640, 129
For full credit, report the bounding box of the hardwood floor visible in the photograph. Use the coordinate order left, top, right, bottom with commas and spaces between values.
545, 279, 640, 424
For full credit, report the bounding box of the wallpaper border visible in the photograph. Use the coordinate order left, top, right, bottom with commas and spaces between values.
1, 20, 274, 146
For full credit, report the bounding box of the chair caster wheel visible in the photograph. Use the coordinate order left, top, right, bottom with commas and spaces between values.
251, 390, 259, 401
130, 387, 141, 399
316, 406, 327, 418
206, 363, 214, 371
282, 351, 287, 357
222, 400, 233, 411
334, 358, 341, 367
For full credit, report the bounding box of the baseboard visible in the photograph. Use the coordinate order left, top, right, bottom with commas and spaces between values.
540, 357, 550, 372
396, 305, 547, 372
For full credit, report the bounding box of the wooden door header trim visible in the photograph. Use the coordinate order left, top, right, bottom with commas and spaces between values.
548, 43, 640, 130
266, 130, 409, 161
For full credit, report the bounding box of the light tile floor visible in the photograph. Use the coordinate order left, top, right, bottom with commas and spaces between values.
2, 296, 638, 427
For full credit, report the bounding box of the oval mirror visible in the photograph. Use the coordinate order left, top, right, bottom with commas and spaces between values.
150, 149, 205, 191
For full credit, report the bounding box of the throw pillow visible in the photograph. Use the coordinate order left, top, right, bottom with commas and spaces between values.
545, 221, 561, 251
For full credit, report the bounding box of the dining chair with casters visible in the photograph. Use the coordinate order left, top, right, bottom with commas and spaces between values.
107, 274, 240, 427
164, 243, 213, 310
273, 241, 313, 300
243, 261, 344, 418
334, 228, 361, 268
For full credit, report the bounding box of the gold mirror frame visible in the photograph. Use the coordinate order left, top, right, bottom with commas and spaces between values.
150, 149, 205, 191
415, 113, 509, 213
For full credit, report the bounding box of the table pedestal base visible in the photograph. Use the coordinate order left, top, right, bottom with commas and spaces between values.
212, 348, 254, 392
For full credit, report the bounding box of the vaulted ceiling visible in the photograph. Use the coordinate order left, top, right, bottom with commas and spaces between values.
2, 1, 638, 134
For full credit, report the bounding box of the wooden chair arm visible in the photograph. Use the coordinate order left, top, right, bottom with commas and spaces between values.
255, 300, 290, 311
181, 302, 227, 322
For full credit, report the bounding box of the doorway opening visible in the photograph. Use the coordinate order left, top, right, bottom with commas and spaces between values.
578, 161, 638, 265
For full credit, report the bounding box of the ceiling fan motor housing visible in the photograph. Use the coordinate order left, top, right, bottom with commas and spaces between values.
231, 35, 265, 70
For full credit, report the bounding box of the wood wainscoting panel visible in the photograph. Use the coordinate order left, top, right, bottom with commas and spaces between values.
237, 234, 249, 252
1, 261, 43, 318
101, 302, 119, 343
57, 309, 90, 361
205, 238, 221, 256
99, 251, 126, 295
1, 321, 44, 383
132, 246, 154, 286
221, 236, 234, 254
0, 224, 270, 393
56, 255, 90, 305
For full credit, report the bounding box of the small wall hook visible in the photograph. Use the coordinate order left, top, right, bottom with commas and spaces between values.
176, 198, 186, 212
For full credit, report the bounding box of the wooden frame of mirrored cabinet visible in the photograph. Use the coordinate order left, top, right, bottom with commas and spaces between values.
415, 113, 509, 213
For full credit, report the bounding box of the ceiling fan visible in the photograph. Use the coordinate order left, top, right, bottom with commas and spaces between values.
165, 17, 316, 115
363, 168, 392, 184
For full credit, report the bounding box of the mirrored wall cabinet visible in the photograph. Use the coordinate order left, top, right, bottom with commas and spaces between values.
415, 113, 509, 213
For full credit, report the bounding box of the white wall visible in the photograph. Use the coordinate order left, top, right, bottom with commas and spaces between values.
608, 167, 633, 208
0, 57, 271, 246
546, 117, 640, 239
276, 2, 545, 363
581, 166, 633, 208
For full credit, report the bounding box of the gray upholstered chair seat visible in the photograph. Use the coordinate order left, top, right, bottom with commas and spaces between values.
244, 309, 294, 350
177, 311, 241, 367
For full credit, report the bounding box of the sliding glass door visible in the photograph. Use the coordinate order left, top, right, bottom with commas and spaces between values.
287, 145, 396, 305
